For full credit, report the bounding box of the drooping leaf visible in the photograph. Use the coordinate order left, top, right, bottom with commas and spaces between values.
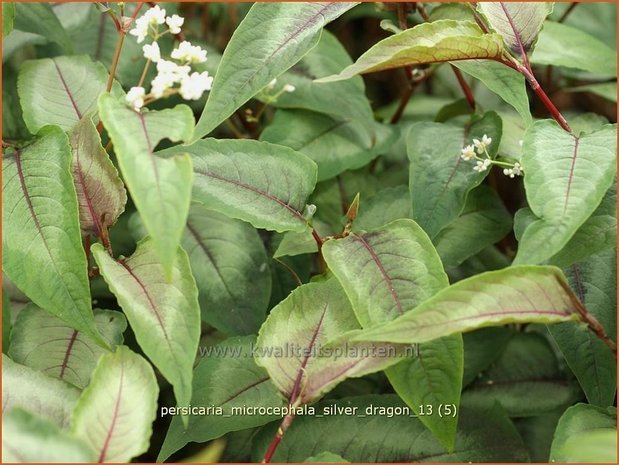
2, 3, 15, 38
262, 109, 397, 181
2, 408, 96, 463
3, 65, 31, 141
549, 184, 616, 268
2, 354, 80, 429
18, 55, 119, 133
183, 203, 271, 335
407, 111, 503, 239
531, 21, 617, 77
548, 250, 617, 407
316, 20, 505, 83
98, 93, 194, 277
71, 346, 158, 463
69, 114, 127, 237
356, 266, 581, 344
255, 278, 408, 404
158, 336, 285, 462
92, 239, 200, 414
193, 2, 358, 139
253, 396, 529, 462
461, 332, 581, 416
477, 2, 553, 55
264, 30, 375, 145
514, 121, 616, 265
550, 403, 617, 463
9, 305, 126, 389
452, 60, 532, 125
323, 218, 461, 448
2, 127, 104, 346
434, 185, 512, 269
159, 138, 317, 233
13, 2, 72, 52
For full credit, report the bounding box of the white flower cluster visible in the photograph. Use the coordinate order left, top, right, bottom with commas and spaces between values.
460, 134, 523, 178
126, 6, 213, 111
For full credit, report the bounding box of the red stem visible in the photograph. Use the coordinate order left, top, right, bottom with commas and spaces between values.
262, 413, 296, 463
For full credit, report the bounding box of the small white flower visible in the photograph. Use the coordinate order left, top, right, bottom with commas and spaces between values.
283, 84, 296, 93
129, 16, 149, 43
473, 134, 492, 154
179, 71, 214, 100
165, 14, 184, 34
142, 41, 161, 62
151, 74, 175, 98
266, 78, 277, 90
503, 168, 514, 178
460, 144, 476, 161
171, 41, 207, 64
473, 158, 491, 173
126, 86, 145, 110
143, 5, 166, 25
512, 162, 523, 176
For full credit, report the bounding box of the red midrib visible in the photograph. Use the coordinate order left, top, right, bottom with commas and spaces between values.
73, 131, 104, 236
218, 377, 270, 407
59, 330, 78, 379
353, 234, 404, 315
98, 367, 124, 462
196, 170, 306, 223
52, 58, 82, 120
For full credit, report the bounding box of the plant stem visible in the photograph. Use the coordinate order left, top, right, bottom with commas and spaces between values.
106, 31, 126, 93
262, 412, 296, 463
137, 59, 152, 88
558, 2, 578, 23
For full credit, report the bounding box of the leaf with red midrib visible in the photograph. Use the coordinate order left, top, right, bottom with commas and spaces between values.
92, 238, 200, 421
69, 115, 127, 238
355, 266, 582, 345
71, 346, 158, 463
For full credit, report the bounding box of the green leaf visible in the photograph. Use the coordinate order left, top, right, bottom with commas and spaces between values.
264, 30, 375, 145
262, 109, 397, 181
452, 60, 532, 125
18, 55, 117, 133
2, 354, 80, 429
98, 93, 194, 277
434, 185, 512, 269
355, 266, 581, 344
316, 20, 505, 83
255, 279, 408, 404
353, 185, 411, 231
463, 327, 513, 387
3, 65, 31, 140
2, 3, 15, 38
550, 403, 617, 463
2, 126, 104, 346
92, 239, 200, 415
13, 2, 72, 52
461, 332, 581, 416
193, 2, 358, 139
158, 336, 285, 462
305, 452, 348, 462
2, 291, 11, 354
2, 408, 96, 463
323, 219, 461, 448
160, 138, 317, 233
531, 21, 617, 77
566, 82, 617, 103
324, 219, 448, 327
183, 203, 271, 335
514, 121, 616, 265
549, 184, 616, 268
477, 2, 553, 55
9, 305, 126, 389
69, 114, 127, 237
548, 250, 617, 407
407, 112, 502, 238
2, 30, 47, 64
253, 396, 529, 462
71, 346, 158, 463
514, 410, 564, 462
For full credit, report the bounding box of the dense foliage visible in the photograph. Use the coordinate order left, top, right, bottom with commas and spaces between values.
2, 2, 617, 463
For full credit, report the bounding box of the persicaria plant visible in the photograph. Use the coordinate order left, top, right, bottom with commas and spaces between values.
1, 2, 617, 463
